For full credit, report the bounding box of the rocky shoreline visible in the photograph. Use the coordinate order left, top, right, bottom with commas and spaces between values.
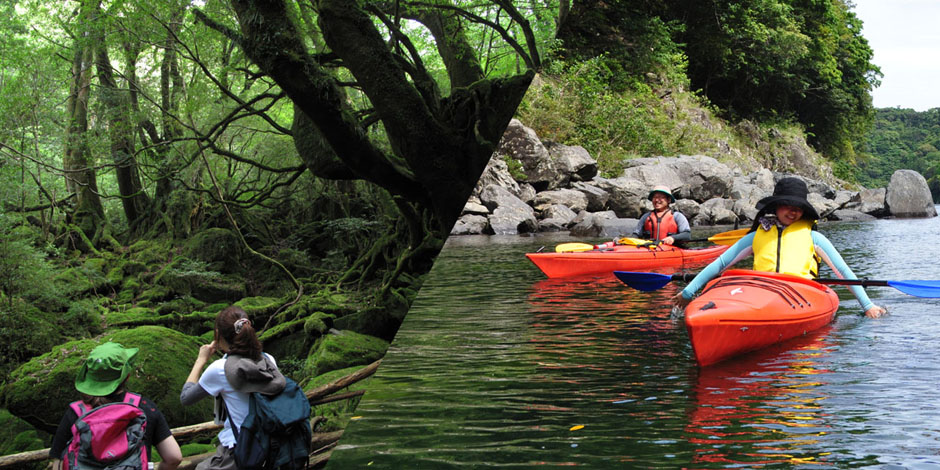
452, 119, 938, 238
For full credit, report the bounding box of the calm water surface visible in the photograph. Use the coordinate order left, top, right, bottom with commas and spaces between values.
326, 214, 940, 469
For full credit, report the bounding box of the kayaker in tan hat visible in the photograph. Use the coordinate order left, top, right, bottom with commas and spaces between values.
632, 185, 691, 246
674, 176, 887, 318
49, 341, 182, 470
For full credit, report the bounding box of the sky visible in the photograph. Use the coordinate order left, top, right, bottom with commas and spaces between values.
851, 0, 940, 111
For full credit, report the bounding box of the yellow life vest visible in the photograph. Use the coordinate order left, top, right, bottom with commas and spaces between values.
751, 219, 818, 278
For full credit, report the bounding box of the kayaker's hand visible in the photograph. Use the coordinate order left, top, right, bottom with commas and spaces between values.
864, 305, 887, 319
661, 236, 675, 246
672, 291, 691, 309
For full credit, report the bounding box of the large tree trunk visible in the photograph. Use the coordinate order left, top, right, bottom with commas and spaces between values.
63, 1, 104, 238
221, 0, 532, 233
95, 32, 151, 231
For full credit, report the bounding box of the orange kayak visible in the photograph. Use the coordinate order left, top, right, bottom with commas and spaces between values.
684, 269, 840, 366
525, 244, 729, 278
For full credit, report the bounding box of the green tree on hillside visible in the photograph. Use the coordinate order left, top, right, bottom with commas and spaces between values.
555, 0, 880, 163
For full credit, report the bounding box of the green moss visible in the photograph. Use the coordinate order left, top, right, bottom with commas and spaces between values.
127, 239, 174, 266
179, 442, 217, 457
157, 296, 206, 316
0, 408, 45, 455
106, 266, 125, 286
305, 331, 388, 377
182, 228, 243, 274
235, 296, 282, 318
137, 285, 171, 304
302, 365, 374, 433
304, 312, 331, 336
2, 326, 212, 432
303, 365, 368, 389
105, 306, 158, 325
53, 267, 100, 296
63, 299, 105, 336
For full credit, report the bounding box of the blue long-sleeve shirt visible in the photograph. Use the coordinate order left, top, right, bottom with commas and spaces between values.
680, 231, 876, 311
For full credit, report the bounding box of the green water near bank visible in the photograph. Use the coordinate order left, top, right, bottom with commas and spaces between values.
327, 215, 940, 469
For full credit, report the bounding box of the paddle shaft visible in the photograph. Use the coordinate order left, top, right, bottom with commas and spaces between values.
672, 273, 889, 287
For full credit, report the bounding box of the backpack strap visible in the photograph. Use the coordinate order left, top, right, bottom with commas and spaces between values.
69, 400, 87, 418
219, 396, 240, 440
122, 392, 142, 407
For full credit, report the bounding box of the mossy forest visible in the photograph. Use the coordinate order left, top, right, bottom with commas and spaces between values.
0, 0, 934, 465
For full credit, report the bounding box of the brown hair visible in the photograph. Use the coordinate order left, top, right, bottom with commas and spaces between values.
215, 305, 262, 360
80, 379, 128, 408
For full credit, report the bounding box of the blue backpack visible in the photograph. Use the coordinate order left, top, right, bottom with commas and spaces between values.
225, 378, 312, 470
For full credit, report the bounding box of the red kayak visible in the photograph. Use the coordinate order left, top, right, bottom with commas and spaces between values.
684, 269, 840, 367
526, 244, 729, 278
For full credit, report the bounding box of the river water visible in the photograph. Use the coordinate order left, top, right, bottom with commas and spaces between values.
326, 213, 940, 469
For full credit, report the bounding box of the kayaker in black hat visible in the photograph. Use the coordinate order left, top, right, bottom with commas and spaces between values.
673, 176, 887, 318
632, 185, 691, 246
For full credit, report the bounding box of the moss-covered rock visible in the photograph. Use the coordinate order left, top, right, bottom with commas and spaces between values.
0, 408, 45, 455
127, 238, 175, 267
235, 296, 283, 319
0, 300, 64, 380
105, 306, 159, 325
2, 326, 212, 433
259, 317, 311, 366
332, 305, 407, 341
305, 331, 388, 377
181, 228, 243, 274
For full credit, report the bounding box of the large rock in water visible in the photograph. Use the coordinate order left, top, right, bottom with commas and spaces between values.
2, 326, 212, 433
885, 169, 938, 218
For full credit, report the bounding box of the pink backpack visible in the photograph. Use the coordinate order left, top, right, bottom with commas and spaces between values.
62, 392, 149, 470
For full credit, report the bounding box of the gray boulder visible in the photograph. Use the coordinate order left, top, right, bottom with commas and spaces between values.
531, 189, 590, 213
828, 210, 877, 221
570, 181, 610, 212
885, 169, 938, 218
451, 214, 489, 235
480, 185, 538, 235
546, 142, 598, 183
845, 188, 887, 217
494, 119, 561, 190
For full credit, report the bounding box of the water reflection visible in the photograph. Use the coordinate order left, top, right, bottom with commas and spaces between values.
327, 216, 940, 469
687, 328, 837, 468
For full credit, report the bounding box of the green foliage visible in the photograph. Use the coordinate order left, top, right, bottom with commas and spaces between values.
517, 58, 735, 176
0, 214, 61, 306
853, 107, 940, 201
0, 409, 44, 455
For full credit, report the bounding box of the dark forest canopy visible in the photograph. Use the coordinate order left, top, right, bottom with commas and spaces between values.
0, 0, 559, 290
556, 0, 881, 166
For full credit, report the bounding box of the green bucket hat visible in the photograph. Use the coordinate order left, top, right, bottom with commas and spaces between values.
75, 342, 139, 396
647, 185, 676, 203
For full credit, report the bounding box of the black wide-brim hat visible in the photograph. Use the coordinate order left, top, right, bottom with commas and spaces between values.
755, 177, 820, 220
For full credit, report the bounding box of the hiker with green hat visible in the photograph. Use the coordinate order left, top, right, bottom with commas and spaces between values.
631, 185, 691, 246
50, 342, 182, 470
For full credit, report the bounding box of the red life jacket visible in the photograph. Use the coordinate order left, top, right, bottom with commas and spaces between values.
643, 210, 679, 241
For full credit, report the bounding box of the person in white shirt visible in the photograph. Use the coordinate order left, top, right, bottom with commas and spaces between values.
180, 306, 285, 470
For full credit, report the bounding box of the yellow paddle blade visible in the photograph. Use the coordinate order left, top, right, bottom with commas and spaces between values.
555, 242, 595, 253
707, 228, 750, 245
